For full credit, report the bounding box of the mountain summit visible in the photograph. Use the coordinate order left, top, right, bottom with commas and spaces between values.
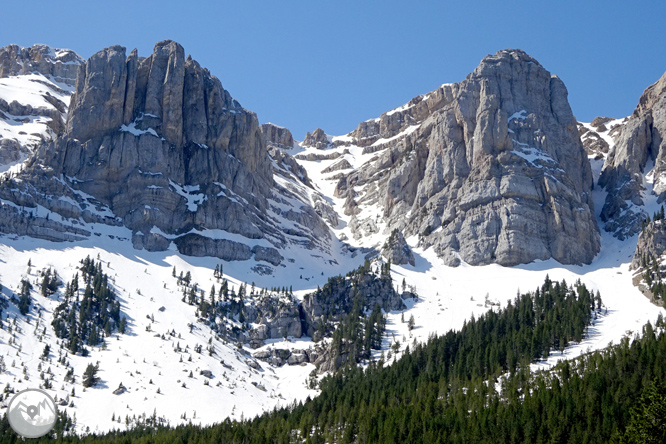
323, 49, 599, 266
0, 40, 333, 264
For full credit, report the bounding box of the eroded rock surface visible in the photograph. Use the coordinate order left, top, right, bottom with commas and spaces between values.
334, 49, 599, 266
599, 71, 666, 239
0, 41, 331, 263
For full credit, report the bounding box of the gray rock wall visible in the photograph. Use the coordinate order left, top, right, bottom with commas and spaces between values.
599, 71, 666, 239
0, 40, 331, 263
337, 49, 600, 266
261, 123, 294, 149
0, 44, 83, 86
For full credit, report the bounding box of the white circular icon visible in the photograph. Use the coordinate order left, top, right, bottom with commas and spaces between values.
7, 388, 58, 438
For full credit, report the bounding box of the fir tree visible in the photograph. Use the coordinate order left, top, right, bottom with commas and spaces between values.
82, 362, 99, 387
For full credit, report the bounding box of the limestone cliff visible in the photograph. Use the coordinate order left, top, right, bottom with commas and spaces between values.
332, 49, 600, 266
0, 41, 332, 264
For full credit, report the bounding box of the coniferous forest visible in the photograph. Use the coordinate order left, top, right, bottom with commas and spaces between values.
2, 278, 666, 443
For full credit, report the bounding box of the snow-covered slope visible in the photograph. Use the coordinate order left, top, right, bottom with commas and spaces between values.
5, 124, 663, 434
288, 105, 666, 388
0, 73, 73, 172
0, 44, 664, 436
0, 232, 360, 434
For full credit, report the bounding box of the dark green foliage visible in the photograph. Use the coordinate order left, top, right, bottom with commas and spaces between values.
620, 379, 666, 444
52, 256, 122, 352
82, 362, 99, 388
19, 277, 638, 444
305, 262, 399, 370
640, 254, 666, 302
17, 278, 32, 315
39, 267, 60, 296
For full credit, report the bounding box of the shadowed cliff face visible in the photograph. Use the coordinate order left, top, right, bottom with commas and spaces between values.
599, 71, 666, 239
335, 49, 600, 266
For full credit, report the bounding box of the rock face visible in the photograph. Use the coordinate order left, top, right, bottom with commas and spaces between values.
629, 220, 666, 307
631, 220, 666, 270
303, 128, 330, 149
260, 123, 294, 149
0, 44, 82, 160
334, 49, 599, 266
0, 40, 332, 263
381, 229, 415, 266
599, 71, 666, 239
577, 117, 624, 159
0, 44, 83, 86
321, 158, 352, 174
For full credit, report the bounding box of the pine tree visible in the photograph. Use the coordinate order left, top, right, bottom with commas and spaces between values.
82, 363, 99, 387
408, 314, 415, 331
18, 278, 32, 315
622, 380, 666, 443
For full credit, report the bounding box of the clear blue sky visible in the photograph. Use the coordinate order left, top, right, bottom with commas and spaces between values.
2, 1, 665, 139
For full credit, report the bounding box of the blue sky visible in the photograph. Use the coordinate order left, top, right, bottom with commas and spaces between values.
2, 1, 665, 139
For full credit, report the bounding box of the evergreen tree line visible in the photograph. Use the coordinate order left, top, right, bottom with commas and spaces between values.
640, 253, 666, 302
640, 205, 666, 231
174, 267, 296, 340
51, 256, 124, 354
4, 277, 652, 443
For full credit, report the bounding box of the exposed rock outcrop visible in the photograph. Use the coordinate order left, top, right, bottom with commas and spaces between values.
0, 44, 83, 86
381, 229, 415, 266
321, 158, 352, 174
334, 49, 599, 266
301, 270, 405, 339
303, 128, 330, 149
630, 220, 666, 307
631, 219, 666, 270
599, 71, 666, 239
295, 150, 346, 161
261, 123, 294, 149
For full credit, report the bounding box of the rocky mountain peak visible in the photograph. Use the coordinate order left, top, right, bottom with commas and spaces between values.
633, 71, 666, 118
303, 128, 330, 149
0, 40, 333, 266
474, 48, 542, 70
328, 48, 599, 266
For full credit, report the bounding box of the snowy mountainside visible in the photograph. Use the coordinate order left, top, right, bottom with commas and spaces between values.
0, 73, 73, 172
0, 240, 325, 434
0, 42, 664, 437
0, 44, 81, 172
